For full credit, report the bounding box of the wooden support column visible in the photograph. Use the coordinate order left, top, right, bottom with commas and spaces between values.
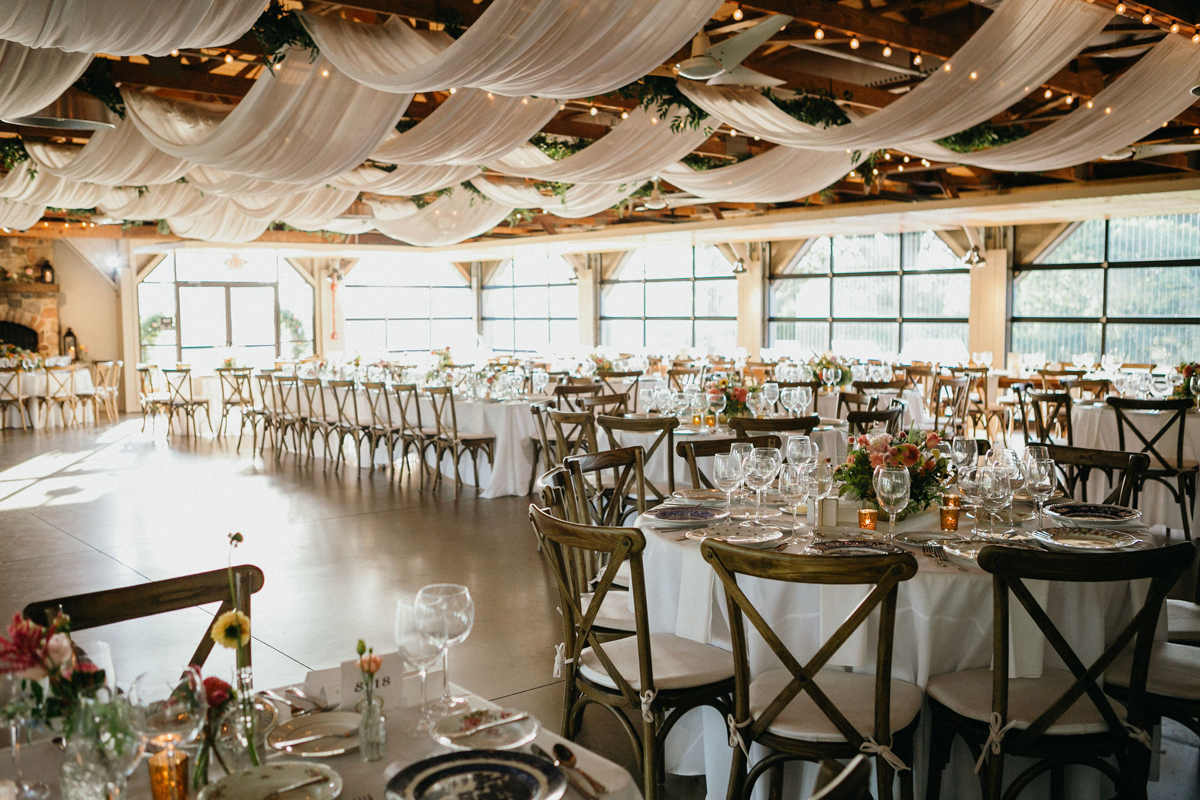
969, 247, 1010, 365
118, 241, 141, 412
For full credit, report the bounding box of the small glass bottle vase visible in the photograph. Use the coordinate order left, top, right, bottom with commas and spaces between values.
357, 694, 386, 763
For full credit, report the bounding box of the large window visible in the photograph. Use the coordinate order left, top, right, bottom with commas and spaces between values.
482, 248, 579, 353
342, 254, 475, 358
768, 231, 969, 361
1012, 215, 1200, 363
599, 245, 737, 352
138, 251, 314, 373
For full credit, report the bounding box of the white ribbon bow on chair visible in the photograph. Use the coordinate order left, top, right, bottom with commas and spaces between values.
1123, 721, 1153, 749
860, 736, 909, 772
639, 689, 658, 723
727, 714, 752, 756
553, 642, 573, 679
975, 712, 1018, 773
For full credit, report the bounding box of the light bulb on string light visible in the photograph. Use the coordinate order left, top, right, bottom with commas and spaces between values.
1193, 33, 1200, 43
814, 28, 824, 40
882, 45, 892, 57
943, 62, 952, 71
1044, 88, 1053, 99
1194, 127, 1199, 135
903, 155, 910, 163
589, 105, 598, 116
321, 68, 329, 77
1142, 13, 1152, 24
849, 169, 857, 178
969, 71, 977, 80
621, 111, 629, 119
1115, 3, 1125, 13
849, 37, 860, 49
1171, 24, 1180, 33
921, 158, 930, 166
224, 53, 233, 63
1065, 95, 1074, 105
732, 5, 743, 20
729, 128, 738, 137
170, 49, 178, 57
448, 87, 456, 94
912, 52, 922, 65
273, 62, 281, 70
884, 152, 891, 160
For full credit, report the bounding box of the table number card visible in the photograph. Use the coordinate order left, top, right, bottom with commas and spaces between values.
338, 651, 414, 711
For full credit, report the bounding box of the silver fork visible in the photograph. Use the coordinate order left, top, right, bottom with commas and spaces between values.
921, 542, 948, 568
928, 542, 968, 572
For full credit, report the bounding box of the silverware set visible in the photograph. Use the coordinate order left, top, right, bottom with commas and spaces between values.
922, 542, 967, 572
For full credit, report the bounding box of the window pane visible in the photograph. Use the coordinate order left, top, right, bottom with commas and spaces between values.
1011, 322, 1102, 362
343, 319, 386, 357
641, 245, 692, 279
342, 286, 387, 319
695, 320, 737, 353
177, 287, 226, 348
832, 275, 899, 318
901, 273, 970, 318
432, 319, 477, 352
387, 319, 429, 352
600, 282, 643, 317
1012, 269, 1103, 317
694, 279, 737, 317
646, 319, 692, 350
832, 321, 898, 358
1104, 323, 1200, 365
770, 277, 829, 319
175, 251, 277, 283
482, 319, 513, 351
481, 286, 512, 318
279, 263, 313, 352
611, 251, 643, 281
832, 233, 899, 273
778, 237, 831, 275
902, 231, 962, 271
600, 319, 643, 349
694, 245, 732, 277
768, 321, 828, 353
1109, 213, 1200, 262
139, 282, 177, 359
229, 287, 275, 347
514, 319, 549, 352
548, 285, 578, 317
485, 259, 513, 286
900, 322, 970, 364
431, 287, 471, 318
645, 281, 689, 317
1042, 219, 1105, 264
550, 320, 580, 348
514, 285, 549, 317
1107, 267, 1200, 317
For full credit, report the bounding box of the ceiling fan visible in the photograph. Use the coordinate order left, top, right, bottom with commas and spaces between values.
676, 14, 793, 87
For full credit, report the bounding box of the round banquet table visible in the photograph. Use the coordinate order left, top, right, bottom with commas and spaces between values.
815, 387, 927, 428
1071, 402, 1200, 532
0, 368, 96, 429
634, 506, 1160, 800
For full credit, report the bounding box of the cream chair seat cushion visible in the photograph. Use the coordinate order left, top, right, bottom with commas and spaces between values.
1167, 599, 1200, 644
749, 669, 923, 743
1106, 642, 1200, 701
928, 668, 1126, 736
580, 590, 636, 633
578, 633, 733, 691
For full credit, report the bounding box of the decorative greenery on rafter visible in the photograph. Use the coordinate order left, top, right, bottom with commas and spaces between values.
409, 185, 455, 210
0, 138, 31, 172
610, 76, 708, 133
529, 133, 587, 161
250, 1, 318, 69
764, 88, 849, 129
679, 152, 749, 171
935, 121, 1027, 153
504, 209, 535, 227
73, 58, 125, 118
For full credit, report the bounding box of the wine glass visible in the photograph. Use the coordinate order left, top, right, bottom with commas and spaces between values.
813, 461, 835, 509
713, 453, 744, 512
950, 437, 978, 476
785, 435, 811, 468
1026, 458, 1056, 530
707, 390, 726, 431
872, 466, 910, 539
638, 387, 655, 414
989, 449, 1024, 528
395, 594, 444, 735
532, 371, 549, 395
0, 676, 49, 800
796, 386, 813, 416
746, 391, 767, 418
128, 667, 206, 800
415, 584, 475, 715
779, 387, 798, 417
745, 448, 783, 520
978, 466, 1010, 540
1191, 374, 1200, 403
777, 463, 807, 532
1023, 445, 1050, 472
957, 467, 982, 534
761, 382, 780, 412
62, 690, 144, 800
821, 367, 838, 394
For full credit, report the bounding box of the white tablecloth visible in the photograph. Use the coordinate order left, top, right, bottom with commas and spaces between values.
1072, 404, 1200, 532
636, 506, 1158, 799
816, 388, 927, 428
0, 369, 95, 429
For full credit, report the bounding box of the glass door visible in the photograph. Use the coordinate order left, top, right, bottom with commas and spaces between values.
176, 283, 278, 373
230, 286, 277, 370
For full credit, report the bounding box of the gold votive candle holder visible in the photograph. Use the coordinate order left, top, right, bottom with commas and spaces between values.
147, 750, 188, 800
944, 494, 961, 510
940, 506, 960, 532
858, 508, 878, 530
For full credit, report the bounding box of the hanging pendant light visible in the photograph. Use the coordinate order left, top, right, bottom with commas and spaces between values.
643, 179, 668, 210
3, 88, 114, 131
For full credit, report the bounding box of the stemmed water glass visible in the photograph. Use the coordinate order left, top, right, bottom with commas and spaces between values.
777, 464, 807, 532
761, 382, 780, 414
415, 584, 475, 715
821, 367, 838, 394
128, 667, 207, 800
813, 461, 834, 510
745, 448, 783, 520
1026, 458, 1056, 530
713, 453, 743, 512
872, 466, 910, 539
796, 386, 813, 416
0, 676, 49, 800
531, 371, 549, 396
1192, 375, 1200, 404
707, 390, 726, 431
978, 466, 1010, 540
957, 467, 982, 533
785, 435, 818, 473
395, 595, 444, 735
779, 387, 799, 417
61, 689, 144, 800
988, 449, 1024, 529
950, 437, 978, 477
746, 391, 767, 418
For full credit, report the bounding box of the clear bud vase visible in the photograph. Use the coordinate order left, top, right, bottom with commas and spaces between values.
358, 693, 386, 763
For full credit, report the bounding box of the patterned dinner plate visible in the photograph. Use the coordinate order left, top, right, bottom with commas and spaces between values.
1044, 502, 1141, 526
894, 531, 955, 547
808, 539, 905, 556
643, 505, 729, 526
686, 525, 783, 548
199, 762, 341, 800
268, 711, 358, 757
432, 708, 540, 752
672, 489, 730, 503
941, 538, 1043, 565
386, 750, 566, 800
1032, 527, 1140, 551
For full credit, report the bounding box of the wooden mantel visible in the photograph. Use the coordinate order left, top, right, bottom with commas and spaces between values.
0, 283, 57, 293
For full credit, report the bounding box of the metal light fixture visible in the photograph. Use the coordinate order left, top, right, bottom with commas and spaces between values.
732, 258, 747, 274
40, 260, 55, 283
3, 88, 114, 131
643, 179, 668, 210
962, 245, 984, 267
62, 327, 78, 360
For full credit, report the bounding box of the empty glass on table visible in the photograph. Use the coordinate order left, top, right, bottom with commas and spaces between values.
1025, 458, 1057, 529
785, 435, 818, 473
394, 595, 444, 735
950, 437, 978, 477
872, 466, 910, 539
0, 675, 49, 800
760, 382, 780, 412
977, 466, 1011, 540
713, 453, 744, 512
415, 584, 475, 715
777, 463, 808, 531
706, 390, 726, 430
745, 448, 783, 520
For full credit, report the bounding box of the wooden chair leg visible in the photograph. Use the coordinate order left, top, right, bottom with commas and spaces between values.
641, 715, 658, 800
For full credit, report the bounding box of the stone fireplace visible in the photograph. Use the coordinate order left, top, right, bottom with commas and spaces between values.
0, 238, 59, 356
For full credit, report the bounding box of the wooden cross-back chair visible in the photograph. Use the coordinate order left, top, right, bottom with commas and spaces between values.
363, 381, 402, 473
136, 365, 171, 432
42, 365, 78, 429
329, 380, 370, 470
215, 367, 254, 446
161, 368, 209, 437
900, 363, 936, 401
426, 385, 496, 497
271, 374, 305, 457
996, 380, 1032, 447
0, 367, 32, 430
1043, 444, 1149, 507
23, 565, 266, 670
528, 506, 733, 800
1027, 390, 1073, 446
563, 446, 646, 527
701, 540, 922, 800
846, 407, 903, 436
298, 378, 336, 465
1035, 368, 1086, 391
728, 415, 818, 438
249, 371, 278, 455
578, 392, 630, 417
835, 391, 877, 419
1063, 379, 1110, 401
84, 361, 116, 425
554, 383, 603, 412
930, 374, 972, 437
810, 755, 872, 800
596, 415, 679, 504
596, 370, 643, 412
675, 435, 781, 490
546, 407, 598, 472
852, 379, 907, 395
667, 367, 703, 391
1106, 396, 1197, 541
528, 400, 557, 496
392, 383, 437, 485
926, 543, 1194, 800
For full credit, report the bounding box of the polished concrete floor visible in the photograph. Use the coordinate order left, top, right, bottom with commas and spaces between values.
0, 418, 1195, 799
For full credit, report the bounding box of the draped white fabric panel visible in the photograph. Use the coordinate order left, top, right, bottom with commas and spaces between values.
167, 202, 271, 244
905, 35, 1200, 172
99, 182, 211, 218
369, 192, 513, 246
330, 164, 479, 195
678, 0, 1111, 151
469, 178, 639, 218
229, 186, 356, 221
299, 0, 722, 97
488, 109, 711, 183
26, 117, 191, 185
186, 166, 318, 197
371, 90, 558, 165
661, 145, 865, 202
0, 0, 262, 56
0, 41, 91, 120
294, 218, 377, 235
123, 51, 411, 183
0, 169, 108, 208
0, 199, 44, 230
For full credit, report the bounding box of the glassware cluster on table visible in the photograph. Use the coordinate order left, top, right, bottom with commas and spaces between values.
950, 439, 1058, 541
393, 584, 475, 736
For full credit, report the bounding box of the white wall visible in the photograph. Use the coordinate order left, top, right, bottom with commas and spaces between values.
51, 241, 121, 361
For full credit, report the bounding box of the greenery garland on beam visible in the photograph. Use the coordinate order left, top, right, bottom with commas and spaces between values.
610, 76, 708, 133
72, 59, 125, 118
934, 121, 1027, 153
764, 88, 850, 129
0, 138, 31, 172
250, 1, 318, 68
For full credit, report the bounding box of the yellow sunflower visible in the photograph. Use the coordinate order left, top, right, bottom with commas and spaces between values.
211, 610, 250, 649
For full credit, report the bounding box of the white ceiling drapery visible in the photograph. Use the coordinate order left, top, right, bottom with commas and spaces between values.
905, 35, 1200, 172
98, 182, 210, 218
660, 145, 866, 203
370, 89, 559, 165
0, 168, 108, 208
0, 40, 92, 120
0, 0, 263, 56
677, 0, 1111, 151
167, 202, 271, 244
487, 108, 712, 183
331, 164, 480, 195
299, 0, 722, 98
0, 199, 45, 230
469, 178, 640, 218
369, 192, 514, 246
186, 166, 320, 197
26, 115, 191, 186
123, 51, 412, 183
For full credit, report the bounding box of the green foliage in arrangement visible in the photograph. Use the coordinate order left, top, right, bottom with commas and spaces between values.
611, 76, 708, 133
935, 121, 1027, 153
765, 88, 850, 129
0, 138, 31, 172
250, 1, 318, 68
72, 59, 125, 117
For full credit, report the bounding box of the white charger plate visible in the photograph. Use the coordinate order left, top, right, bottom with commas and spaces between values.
198, 762, 341, 800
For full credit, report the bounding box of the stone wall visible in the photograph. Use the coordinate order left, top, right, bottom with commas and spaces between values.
0, 237, 59, 356
0, 237, 52, 279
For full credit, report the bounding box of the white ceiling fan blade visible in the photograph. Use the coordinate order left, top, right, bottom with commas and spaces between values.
705, 14, 793, 72
708, 65, 786, 87
1131, 142, 1200, 160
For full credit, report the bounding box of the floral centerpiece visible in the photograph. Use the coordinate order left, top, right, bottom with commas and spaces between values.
0, 343, 43, 369
588, 353, 614, 374
0, 611, 105, 725
221, 356, 238, 369
193, 676, 235, 789
355, 640, 385, 762
809, 353, 853, 387
834, 429, 950, 517
705, 374, 755, 416
209, 532, 260, 769
1174, 362, 1199, 398
425, 347, 453, 384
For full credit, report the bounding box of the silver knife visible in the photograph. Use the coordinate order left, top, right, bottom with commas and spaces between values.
261, 776, 327, 800
443, 712, 530, 739
274, 729, 357, 748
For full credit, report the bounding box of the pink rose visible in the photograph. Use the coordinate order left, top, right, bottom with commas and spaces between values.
925, 432, 940, 448
359, 653, 383, 675
857, 435, 870, 448
868, 453, 886, 468
888, 446, 899, 457
46, 632, 74, 673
